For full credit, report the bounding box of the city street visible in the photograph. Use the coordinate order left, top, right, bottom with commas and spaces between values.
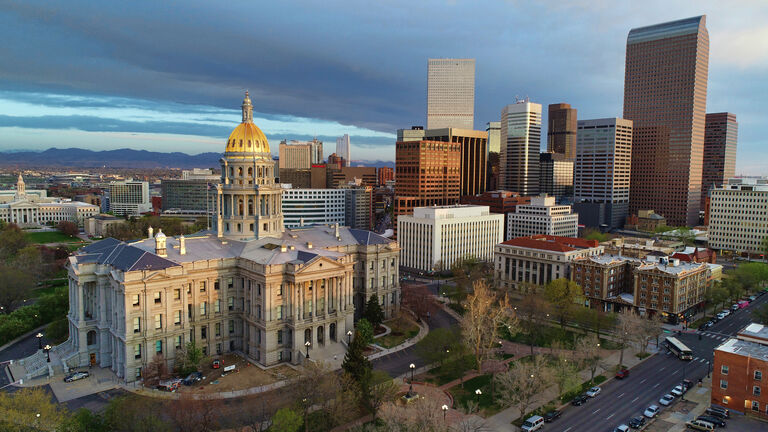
0, 328, 51, 390
549, 292, 768, 432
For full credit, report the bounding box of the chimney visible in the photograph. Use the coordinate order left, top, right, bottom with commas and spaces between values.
307, 242, 313, 249
300, 217, 304, 227
179, 235, 186, 255
280, 243, 287, 252
334, 223, 340, 238
148, 226, 154, 239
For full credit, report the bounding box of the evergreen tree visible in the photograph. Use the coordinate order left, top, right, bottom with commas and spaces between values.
342, 331, 372, 383
364, 294, 385, 328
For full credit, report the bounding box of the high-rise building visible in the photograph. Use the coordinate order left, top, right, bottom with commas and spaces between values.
377, 167, 394, 186
182, 168, 220, 181
507, 195, 578, 240
161, 179, 216, 214
500, 101, 541, 195
397, 127, 487, 198
280, 187, 345, 228
573, 118, 633, 229
708, 178, 768, 254
279, 139, 323, 169
344, 186, 373, 230
702, 113, 738, 206
394, 138, 461, 238
108, 180, 150, 216
486, 121, 501, 153
538, 152, 574, 199
547, 103, 577, 159
398, 205, 503, 273
336, 134, 351, 162
327, 167, 377, 188
460, 190, 531, 237
427, 59, 475, 129
624, 16, 709, 226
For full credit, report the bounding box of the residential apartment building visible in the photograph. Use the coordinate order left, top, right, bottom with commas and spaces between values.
571, 254, 709, 321
280, 188, 345, 228
427, 58, 475, 129
398, 205, 503, 273
702, 113, 738, 207
494, 235, 604, 292
29, 93, 401, 383
624, 16, 710, 226
108, 180, 150, 216
712, 323, 768, 419
507, 195, 578, 240
500, 100, 541, 195
539, 152, 574, 199
547, 103, 577, 160
708, 178, 768, 254
573, 118, 633, 229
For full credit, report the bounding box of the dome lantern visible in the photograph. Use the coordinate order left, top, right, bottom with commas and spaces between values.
225, 91, 270, 157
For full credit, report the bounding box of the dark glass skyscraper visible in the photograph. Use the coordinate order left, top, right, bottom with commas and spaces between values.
547, 103, 577, 160
623, 16, 709, 226
701, 112, 738, 206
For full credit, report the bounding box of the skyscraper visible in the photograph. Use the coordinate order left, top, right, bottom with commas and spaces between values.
623, 16, 709, 226
499, 101, 541, 195
547, 103, 577, 159
279, 139, 322, 169
573, 118, 633, 229
486, 121, 501, 153
336, 134, 351, 162
427, 59, 475, 129
539, 152, 574, 199
701, 112, 738, 206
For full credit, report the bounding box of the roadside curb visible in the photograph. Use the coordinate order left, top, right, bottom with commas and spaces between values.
0, 324, 48, 354
369, 312, 428, 360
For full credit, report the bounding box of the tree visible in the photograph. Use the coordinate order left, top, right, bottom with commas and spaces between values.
673, 226, 696, 247
721, 277, 744, 304
0, 223, 28, 262
517, 294, 549, 356
360, 369, 399, 422
57, 220, 79, 237
401, 282, 438, 319
461, 280, 515, 372
550, 342, 580, 398
342, 330, 372, 383
705, 282, 730, 317
733, 263, 768, 293
0, 387, 68, 431
142, 354, 170, 388
14, 245, 48, 282
575, 334, 602, 384
270, 408, 302, 432
175, 341, 204, 375
451, 255, 492, 303
364, 294, 385, 329
170, 394, 221, 432
61, 408, 109, 432
543, 278, 583, 328
356, 318, 374, 345
494, 355, 553, 417
583, 229, 610, 242
290, 362, 338, 432
754, 303, 768, 325
102, 395, 171, 432
0, 266, 35, 313
615, 311, 639, 366
379, 385, 446, 431
634, 313, 663, 354
762, 236, 768, 262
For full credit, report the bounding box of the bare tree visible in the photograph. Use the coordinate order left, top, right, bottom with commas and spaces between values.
461, 280, 516, 373
362, 369, 399, 423
517, 294, 550, 356
170, 394, 221, 432
634, 313, 664, 354
290, 361, 339, 432
451, 416, 494, 432
141, 354, 170, 388
401, 282, 438, 320
494, 355, 553, 417
575, 334, 602, 384
615, 311, 637, 367
379, 386, 445, 432
550, 341, 580, 398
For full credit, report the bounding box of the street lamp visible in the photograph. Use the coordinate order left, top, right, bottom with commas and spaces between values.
43, 345, 51, 363
36, 332, 43, 350
347, 330, 353, 345
442, 404, 449, 422
408, 363, 416, 395
475, 388, 482, 404
304, 341, 311, 359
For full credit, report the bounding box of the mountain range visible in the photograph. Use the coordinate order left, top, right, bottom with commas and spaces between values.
0, 148, 394, 169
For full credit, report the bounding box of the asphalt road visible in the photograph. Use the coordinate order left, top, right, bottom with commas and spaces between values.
1, 329, 52, 390
549, 292, 768, 432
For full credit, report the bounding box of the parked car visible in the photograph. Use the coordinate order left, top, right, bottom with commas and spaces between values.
586, 386, 602, 397
731, 304, 740, 311
643, 405, 660, 418
749, 295, 757, 302
628, 416, 646, 428
614, 425, 630, 432
543, 410, 561, 422
705, 406, 730, 419
157, 378, 182, 392
738, 300, 749, 309
721, 309, 731, 317
571, 394, 589, 406
616, 369, 630, 379
682, 379, 694, 391
686, 419, 715, 431
64, 371, 90, 382
520, 415, 544, 432
659, 394, 675, 406
698, 322, 710, 331
696, 415, 726, 427
670, 385, 684, 397
183, 371, 203, 385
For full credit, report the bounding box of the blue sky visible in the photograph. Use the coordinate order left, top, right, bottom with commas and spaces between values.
0, 1, 766, 172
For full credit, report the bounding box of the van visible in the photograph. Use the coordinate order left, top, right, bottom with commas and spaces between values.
686, 419, 715, 431
520, 415, 544, 432
738, 301, 749, 309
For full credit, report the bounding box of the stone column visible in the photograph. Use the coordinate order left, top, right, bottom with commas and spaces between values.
312, 280, 317, 318
78, 283, 85, 323
323, 279, 329, 316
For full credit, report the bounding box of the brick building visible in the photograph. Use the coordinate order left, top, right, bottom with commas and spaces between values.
712, 323, 768, 419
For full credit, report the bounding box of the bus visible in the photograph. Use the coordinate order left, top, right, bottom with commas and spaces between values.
665, 336, 693, 360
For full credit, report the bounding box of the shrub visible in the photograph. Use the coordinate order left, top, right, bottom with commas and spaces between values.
356, 318, 374, 345
46, 318, 69, 344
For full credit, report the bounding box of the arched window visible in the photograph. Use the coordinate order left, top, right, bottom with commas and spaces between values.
238, 199, 243, 216
229, 167, 234, 177
87, 330, 97, 346
238, 167, 243, 177
248, 199, 253, 215
248, 167, 253, 177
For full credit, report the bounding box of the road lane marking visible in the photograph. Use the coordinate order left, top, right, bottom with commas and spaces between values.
631, 397, 639, 402
618, 392, 625, 398
606, 413, 615, 420
592, 408, 601, 414
653, 383, 660, 388
659, 367, 665, 371
640, 378, 647, 383
563, 428, 572, 432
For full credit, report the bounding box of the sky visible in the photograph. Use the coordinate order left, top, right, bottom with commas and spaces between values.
0, 1, 766, 173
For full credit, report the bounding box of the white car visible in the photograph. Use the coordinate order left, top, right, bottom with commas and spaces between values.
586, 386, 601, 397
644, 405, 660, 418
671, 385, 684, 397
614, 425, 630, 432
659, 394, 675, 406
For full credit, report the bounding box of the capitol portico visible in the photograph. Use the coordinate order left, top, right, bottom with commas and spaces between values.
40, 94, 401, 382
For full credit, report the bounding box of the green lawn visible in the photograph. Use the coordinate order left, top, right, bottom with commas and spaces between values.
33, 282, 66, 297
376, 316, 420, 348
449, 373, 505, 416
423, 354, 477, 386
504, 325, 579, 349
25, 231, 82, 244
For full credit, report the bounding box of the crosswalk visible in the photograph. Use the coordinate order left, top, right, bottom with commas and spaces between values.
692, 357, 709, 363
699, 331, 731, 341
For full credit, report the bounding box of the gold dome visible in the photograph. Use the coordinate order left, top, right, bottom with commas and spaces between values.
225, 91, 270, 157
